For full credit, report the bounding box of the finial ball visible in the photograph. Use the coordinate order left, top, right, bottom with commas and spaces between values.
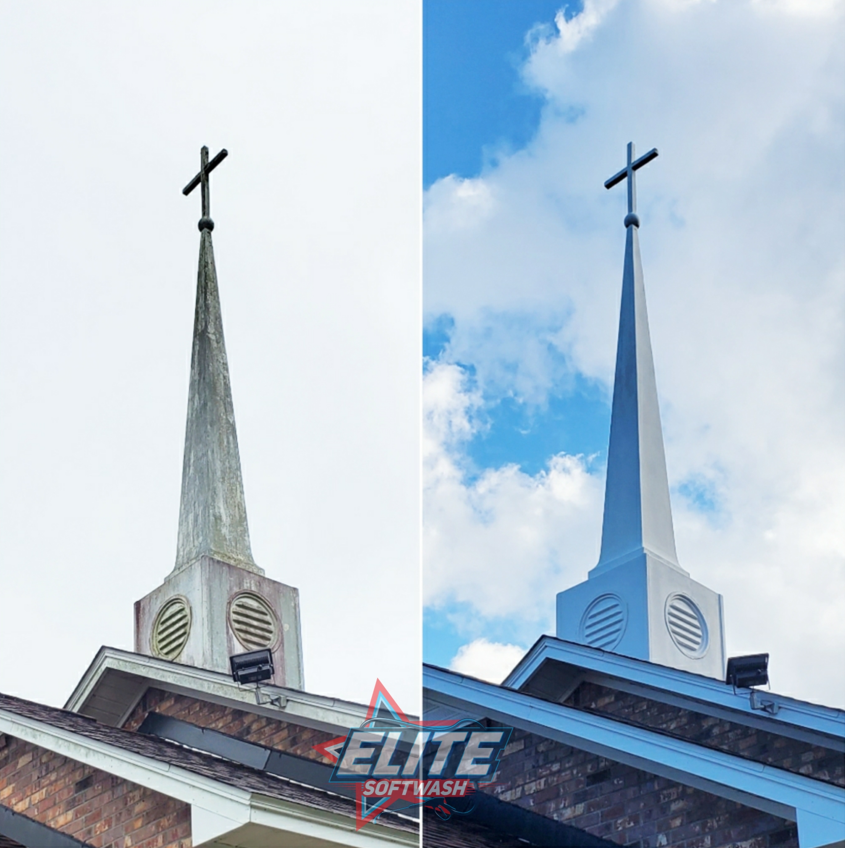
624, 213, 640, 228
198, 217, 215, 232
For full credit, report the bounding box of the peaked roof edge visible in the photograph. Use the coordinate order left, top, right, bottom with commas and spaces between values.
65, 646, 406, 732
0, 696, 416, 845
423, 664, 845, 848
497, 636, 845, 747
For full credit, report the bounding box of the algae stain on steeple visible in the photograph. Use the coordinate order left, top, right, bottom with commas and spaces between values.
134, 147, 303, 689
172, 145, 259, 575
172, 227, 260, 575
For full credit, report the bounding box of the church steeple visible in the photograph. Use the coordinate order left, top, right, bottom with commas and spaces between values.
556, 143, 725, 679
173, 147, 259, 575
592, 143, 682, 578
134, 147, 303, 688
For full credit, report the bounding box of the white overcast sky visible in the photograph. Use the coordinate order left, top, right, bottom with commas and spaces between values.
424, 0, 845, 707
0, 2, 421, 713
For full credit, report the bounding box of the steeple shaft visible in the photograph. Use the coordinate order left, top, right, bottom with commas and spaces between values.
591, 224, 682, 577
172, 230, 261, 575
136, 147, 302, 687
557, 143, 724, 678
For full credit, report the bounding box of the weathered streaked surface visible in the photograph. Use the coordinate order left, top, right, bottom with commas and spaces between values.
173, 229, 260, 576
134, 187, 304, 688
135, 555, 304, 689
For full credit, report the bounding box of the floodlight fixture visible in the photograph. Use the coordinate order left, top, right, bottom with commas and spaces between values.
230, 649, 274, 685
725, 654, 769, 689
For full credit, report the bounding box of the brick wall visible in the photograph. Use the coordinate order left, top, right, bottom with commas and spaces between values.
0, 735, 190, 848
487, 730, 798, 848
123, 688, 337, 763
564, 681, 844, 786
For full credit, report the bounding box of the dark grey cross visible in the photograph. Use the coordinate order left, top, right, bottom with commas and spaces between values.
183, 146, 228, 229
604, 142, 658, 224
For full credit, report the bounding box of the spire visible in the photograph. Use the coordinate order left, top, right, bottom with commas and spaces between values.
556, 143, 724, 678
591, 143, 683, 578
134, 146, 302, 688
172, 147, 260, 576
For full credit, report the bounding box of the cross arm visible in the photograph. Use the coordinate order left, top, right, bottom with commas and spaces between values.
632, 147, 658, 172
604, 167, 629, 190
604, 147, 659, 190
182, 149, 229, 196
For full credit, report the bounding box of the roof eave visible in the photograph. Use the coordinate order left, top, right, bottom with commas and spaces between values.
499, 636, 845, 747
0, 705, 416, 847
65, 646, 399, 733
423, 665, 845, 848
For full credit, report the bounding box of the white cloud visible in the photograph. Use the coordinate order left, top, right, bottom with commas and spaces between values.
423, 361, 603, 635
425, 175, 497, 235
549, 0, 622, 54
450, 638, 528, 685
424, 0, 845, 706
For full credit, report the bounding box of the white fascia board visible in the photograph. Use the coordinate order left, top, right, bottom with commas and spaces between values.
503, 637, 845, 745
248, 796, 418, 847
580, 671, 845, 754
193, 800, 416, 848
65, 647, 383, 732
424, 666, 845, 829
797, 810, 845, 848
0, 707, 413, 847
65, 646, 120, 709
0, 707, 250, 821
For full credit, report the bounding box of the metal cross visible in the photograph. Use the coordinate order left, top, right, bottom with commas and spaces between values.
183, 146, 228, 229
604, 142, 658, 224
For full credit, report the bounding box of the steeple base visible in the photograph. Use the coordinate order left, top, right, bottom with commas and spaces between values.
135, 556, 304, 689
556, 553, 726, 679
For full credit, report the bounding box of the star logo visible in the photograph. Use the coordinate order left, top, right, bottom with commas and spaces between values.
314, 680, 510, 830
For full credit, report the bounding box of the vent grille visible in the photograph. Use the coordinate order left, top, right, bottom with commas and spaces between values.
152, 597, 191, 660
580, 594, 627, 650
665, 595, 708, 657
229, 592, 278, 650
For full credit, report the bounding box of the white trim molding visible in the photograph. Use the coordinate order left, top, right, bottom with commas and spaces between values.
504, 637, 845, 749
0, 707, 415, 847
424, 665, 845, 848
65, 646, 390, 732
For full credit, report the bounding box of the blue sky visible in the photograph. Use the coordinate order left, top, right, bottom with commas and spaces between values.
423, 0, 606, 487
424, 0, 611, 672
424, 1, 576, 189
424, 0, 596, 670
422, 0, 845, 705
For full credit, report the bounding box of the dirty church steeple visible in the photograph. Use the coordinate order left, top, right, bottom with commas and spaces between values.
134, 147, 303, 688
173, 146, 259, 575
556, 143, 726, 679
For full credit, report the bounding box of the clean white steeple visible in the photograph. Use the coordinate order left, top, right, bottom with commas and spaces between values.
556, 144, 725, 679
593, 164, 680, 579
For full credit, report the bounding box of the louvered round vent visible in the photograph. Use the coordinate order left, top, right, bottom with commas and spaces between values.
228, 592, 278, 650
151, 597, 191, 660
580, 594, 627, 650
665, 594, 708, 658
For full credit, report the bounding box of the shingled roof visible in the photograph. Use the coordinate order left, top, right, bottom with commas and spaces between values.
0, 690, 416, 835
